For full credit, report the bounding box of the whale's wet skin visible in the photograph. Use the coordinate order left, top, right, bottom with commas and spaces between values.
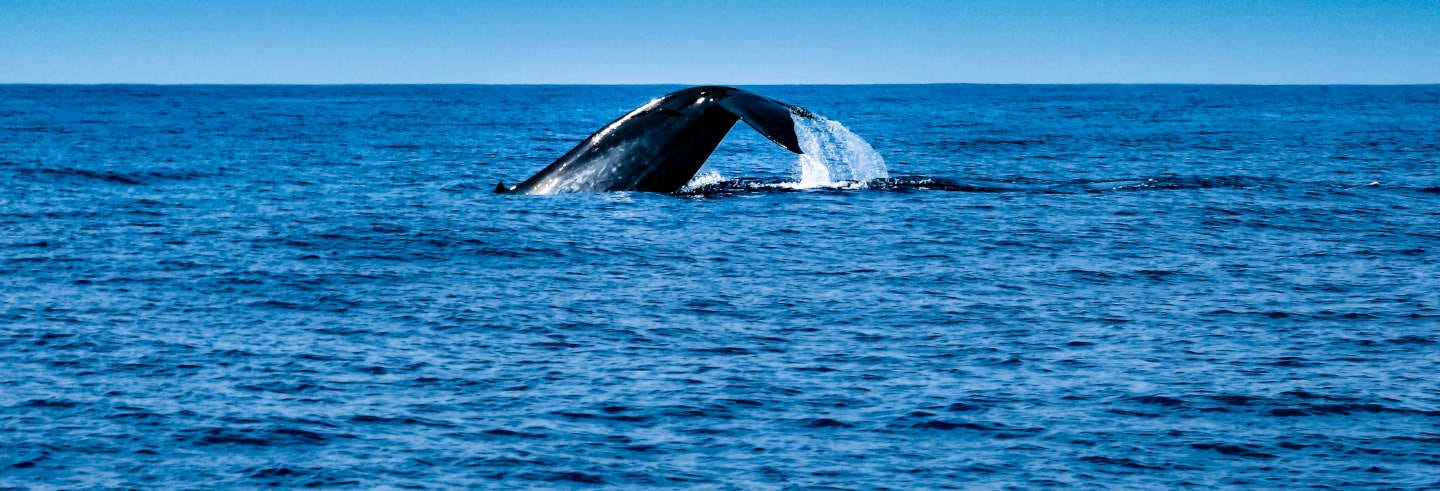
3, 85, 1440, 488
503, 86, 814, 195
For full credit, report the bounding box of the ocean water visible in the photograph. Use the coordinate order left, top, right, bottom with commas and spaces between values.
2, 84, 1439, 488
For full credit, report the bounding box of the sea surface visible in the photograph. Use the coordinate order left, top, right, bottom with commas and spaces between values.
2, 84, 1439, 488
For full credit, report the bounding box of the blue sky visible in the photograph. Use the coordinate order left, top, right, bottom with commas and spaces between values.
4, 0, 1438, 84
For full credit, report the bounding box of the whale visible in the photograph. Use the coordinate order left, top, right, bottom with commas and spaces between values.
498, 86, 812, 195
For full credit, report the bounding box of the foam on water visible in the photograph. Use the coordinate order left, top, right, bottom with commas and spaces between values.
681, 170, 729, 192
789, 109, 888, 189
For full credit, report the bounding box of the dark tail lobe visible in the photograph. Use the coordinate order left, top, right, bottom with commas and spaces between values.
717, 91, 812, 154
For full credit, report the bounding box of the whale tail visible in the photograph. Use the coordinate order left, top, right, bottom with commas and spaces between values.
718, 92, 812, 154
508, 86, 819, 195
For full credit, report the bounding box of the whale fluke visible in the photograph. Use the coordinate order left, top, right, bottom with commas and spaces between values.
504, 86, 812, 195
716, 90, 807, 154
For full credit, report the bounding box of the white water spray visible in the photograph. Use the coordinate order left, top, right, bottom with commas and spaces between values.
790, 110, 888, 188
680, 170, 728, 192
681, 108, 888, 192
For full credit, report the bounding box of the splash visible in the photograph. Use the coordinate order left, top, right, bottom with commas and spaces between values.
681, 170, 729, 192
790, 110, 888, 188
682, 109, 887, 193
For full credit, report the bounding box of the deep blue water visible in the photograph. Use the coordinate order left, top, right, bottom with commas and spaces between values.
2, 84, 1439, 488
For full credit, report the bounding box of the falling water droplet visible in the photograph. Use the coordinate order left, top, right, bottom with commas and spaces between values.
790, 110, 887, 189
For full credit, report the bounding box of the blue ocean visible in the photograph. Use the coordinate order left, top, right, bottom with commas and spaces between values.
2, 84, 1439, 488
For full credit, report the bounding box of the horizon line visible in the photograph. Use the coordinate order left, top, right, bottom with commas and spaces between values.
3, 81, 1439, 87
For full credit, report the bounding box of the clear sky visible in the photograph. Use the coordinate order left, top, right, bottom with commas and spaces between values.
3, 0, 1438, 84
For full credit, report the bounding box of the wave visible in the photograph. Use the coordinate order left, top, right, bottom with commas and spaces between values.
6, 164, 215, 185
